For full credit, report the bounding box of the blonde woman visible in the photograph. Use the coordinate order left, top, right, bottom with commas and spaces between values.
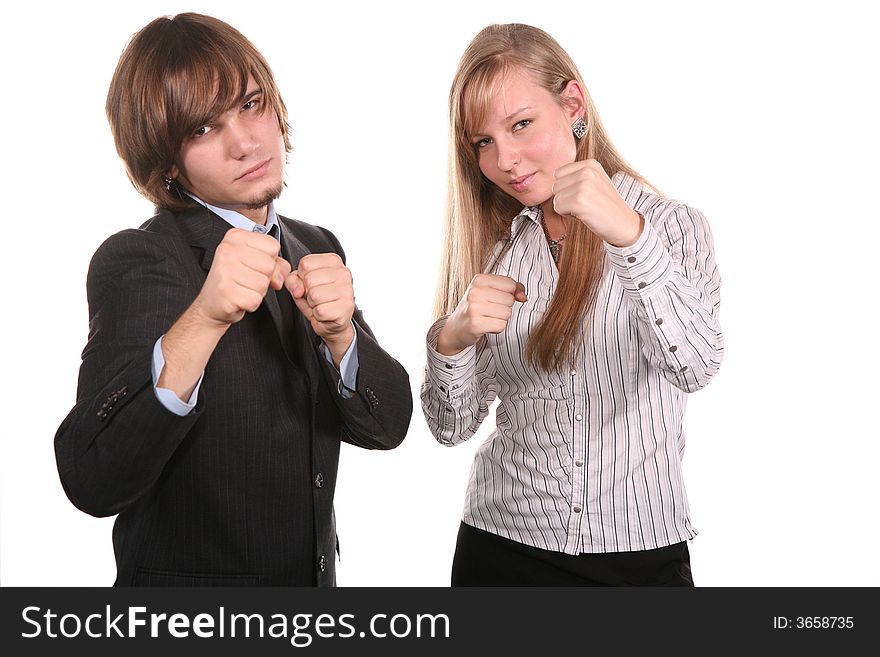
421, 24, 723, 586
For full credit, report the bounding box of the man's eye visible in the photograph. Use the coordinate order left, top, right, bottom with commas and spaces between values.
193, 125, 213, 137
243, 98, 261, 111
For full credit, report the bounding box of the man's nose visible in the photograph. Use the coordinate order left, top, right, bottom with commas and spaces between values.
226, 116, 257, 159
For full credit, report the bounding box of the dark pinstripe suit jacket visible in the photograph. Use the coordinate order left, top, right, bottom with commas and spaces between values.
54, 205, 412, 586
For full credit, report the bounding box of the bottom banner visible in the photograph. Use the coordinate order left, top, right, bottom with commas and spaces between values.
1, 587, 873, 655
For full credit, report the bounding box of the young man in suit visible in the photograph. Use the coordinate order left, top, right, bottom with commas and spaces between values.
54, 13, 412, 586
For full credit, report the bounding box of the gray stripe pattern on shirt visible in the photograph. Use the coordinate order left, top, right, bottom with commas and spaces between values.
421, 172, 723, 555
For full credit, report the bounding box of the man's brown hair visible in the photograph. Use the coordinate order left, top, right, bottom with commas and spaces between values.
106, 13, 291, 211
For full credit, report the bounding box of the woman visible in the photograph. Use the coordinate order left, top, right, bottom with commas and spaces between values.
421, 23, 723, 586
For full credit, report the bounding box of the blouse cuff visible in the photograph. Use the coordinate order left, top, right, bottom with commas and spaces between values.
425, 316, 477, 400
604, 219, 675, 300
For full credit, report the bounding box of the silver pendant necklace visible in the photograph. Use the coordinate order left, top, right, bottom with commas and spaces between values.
547, 234, 566, 264
539, 208, 567, 264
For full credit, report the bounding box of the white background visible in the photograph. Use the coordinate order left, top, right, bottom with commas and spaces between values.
1, 0, 877, 586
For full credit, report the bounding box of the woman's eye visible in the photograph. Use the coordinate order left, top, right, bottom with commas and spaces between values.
474, 138, 492, 149
193, 125, 213, 137
243, 98, 261, 111
513, 119, 531, 131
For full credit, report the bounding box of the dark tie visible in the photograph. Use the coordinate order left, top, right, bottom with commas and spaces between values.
268, 223, 306, 367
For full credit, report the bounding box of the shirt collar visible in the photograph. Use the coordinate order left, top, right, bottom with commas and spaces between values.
184, 191, 280, 239
510, 205, 544, 234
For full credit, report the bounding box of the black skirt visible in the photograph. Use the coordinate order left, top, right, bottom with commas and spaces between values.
451, 522, 694, 586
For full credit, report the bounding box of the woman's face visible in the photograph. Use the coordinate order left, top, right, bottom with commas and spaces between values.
468, 67, 581, 208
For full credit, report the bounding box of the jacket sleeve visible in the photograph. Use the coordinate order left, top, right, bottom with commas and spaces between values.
311, 227, 412, 450
54, 230, 203, 517
604, 202, 724, 392
420, 316, 497, 447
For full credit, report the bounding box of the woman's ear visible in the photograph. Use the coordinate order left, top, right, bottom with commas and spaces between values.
560, 79, 586, 121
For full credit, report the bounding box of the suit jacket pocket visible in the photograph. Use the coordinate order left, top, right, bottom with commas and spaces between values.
132, 567, 258, 586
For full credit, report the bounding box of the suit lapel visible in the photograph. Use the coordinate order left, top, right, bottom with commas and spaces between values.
174, 204, 228, 273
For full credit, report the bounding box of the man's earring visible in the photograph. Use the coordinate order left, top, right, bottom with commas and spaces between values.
163, 176, 173, 191
571, 117, 587, 140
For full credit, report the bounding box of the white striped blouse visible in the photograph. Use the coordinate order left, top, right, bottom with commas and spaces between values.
421, 172, 723, 555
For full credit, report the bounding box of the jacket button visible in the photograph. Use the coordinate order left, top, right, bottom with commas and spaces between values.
314, 473, 324, 488
319, 555, 327, 572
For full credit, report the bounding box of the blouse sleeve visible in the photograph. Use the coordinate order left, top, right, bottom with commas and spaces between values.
604, 203, 723, 392
420, 315, 497, 446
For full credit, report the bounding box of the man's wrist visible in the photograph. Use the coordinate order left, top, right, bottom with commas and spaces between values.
187, 295, 233, 335
323, 324, 356, 366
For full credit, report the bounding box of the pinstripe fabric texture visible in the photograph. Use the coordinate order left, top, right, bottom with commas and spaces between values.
421, 172, 723, 555
55, 205, 412, 585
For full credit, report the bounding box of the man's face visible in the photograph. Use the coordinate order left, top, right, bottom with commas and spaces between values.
171, 76, 286, 223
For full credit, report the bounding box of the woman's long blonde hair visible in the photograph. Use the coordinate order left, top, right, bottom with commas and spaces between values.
435, 23, 646, 372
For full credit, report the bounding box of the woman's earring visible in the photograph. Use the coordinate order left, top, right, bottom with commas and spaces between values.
163, 176, 173, 191
571, 117, 587, 140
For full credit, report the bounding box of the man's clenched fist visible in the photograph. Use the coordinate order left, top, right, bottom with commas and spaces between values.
194, 228, 290, 327
285, 253, 356, 364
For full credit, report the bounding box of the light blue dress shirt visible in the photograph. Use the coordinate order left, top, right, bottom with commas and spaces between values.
152, 197, 358, 415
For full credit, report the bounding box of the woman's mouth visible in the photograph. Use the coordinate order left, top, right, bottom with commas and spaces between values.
509, 173, 535, 193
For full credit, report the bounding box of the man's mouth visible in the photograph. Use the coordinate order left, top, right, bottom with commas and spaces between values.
236, 159, 271, 181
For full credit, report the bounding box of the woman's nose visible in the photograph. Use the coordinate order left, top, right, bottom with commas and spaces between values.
496, 140, 520, 172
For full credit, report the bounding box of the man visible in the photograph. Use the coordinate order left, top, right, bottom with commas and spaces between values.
54, 13, 412, 586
